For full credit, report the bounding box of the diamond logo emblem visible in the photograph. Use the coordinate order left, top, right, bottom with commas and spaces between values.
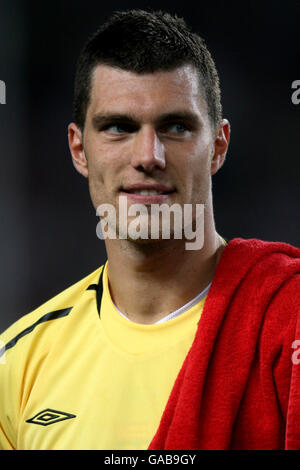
26, 408, 76, 426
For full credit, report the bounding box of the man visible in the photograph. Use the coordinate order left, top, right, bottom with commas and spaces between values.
0, 10, 299, 450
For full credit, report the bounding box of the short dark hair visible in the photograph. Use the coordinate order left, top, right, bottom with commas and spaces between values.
73, 9, 222, 132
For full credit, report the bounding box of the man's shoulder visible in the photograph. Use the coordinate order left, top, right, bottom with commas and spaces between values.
213, 237, 300, 310
0, 264, 104, 359
223, 237, 300, 271
227, 237, 300, 256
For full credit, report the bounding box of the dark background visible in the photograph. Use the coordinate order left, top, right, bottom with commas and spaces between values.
0, 0, 299, 332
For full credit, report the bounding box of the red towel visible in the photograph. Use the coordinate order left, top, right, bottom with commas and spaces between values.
148, 237, 300, 450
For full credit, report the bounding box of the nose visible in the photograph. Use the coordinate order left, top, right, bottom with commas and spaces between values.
131, 125, 166, 173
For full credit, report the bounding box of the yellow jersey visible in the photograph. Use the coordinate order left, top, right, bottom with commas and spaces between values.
0, 262, 208, 450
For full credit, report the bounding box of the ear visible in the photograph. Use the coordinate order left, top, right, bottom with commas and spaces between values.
211, 119, 230, 176
68, 122, 89, 178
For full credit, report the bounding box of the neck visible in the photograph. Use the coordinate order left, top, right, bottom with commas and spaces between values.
104, 203, 225, 324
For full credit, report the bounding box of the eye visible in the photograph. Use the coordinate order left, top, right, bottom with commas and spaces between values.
161, 122, 190, 135
104, 123, 136, 134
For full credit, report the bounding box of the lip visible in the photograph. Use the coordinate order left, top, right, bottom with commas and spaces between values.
120, 184, 176, 204
122, 184, 175, 194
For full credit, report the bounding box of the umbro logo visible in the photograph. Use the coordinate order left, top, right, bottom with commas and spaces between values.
26, 408, 76, 426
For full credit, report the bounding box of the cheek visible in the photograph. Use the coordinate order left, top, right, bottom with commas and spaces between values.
84, 151, 110, 207
85, 142, 114, 186
183, 142, 212, 179
183, 143, 213, 200
85, 147, 127, 209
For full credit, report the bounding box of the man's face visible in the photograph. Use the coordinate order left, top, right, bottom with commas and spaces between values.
69, 63, 229, 241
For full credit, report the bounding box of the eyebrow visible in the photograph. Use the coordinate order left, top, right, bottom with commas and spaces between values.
91, 111, 201, 129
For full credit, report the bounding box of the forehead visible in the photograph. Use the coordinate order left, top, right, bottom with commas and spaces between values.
87, 63, 208, 120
